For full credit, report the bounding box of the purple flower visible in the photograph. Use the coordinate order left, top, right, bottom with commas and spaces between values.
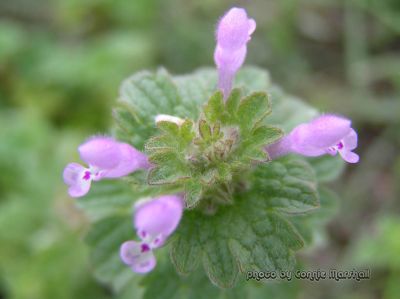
120, 195, 184, 273
266, 115, 360, 163
63, 137, 150, 197
214, 7, 256, 98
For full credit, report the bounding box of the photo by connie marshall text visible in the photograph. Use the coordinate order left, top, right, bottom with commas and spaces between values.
246, 269, 371, 282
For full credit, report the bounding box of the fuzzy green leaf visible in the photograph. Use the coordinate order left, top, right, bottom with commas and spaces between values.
225, 89, 241, 117
184, 182, 203, 208
266, 86, 318, 132
114, 69, 197, 149
199, 119, 213, 141
85, 216, 139, 292
170, 193, 304, 288
146, 120, 195, 185
289, 186, 339, 245
236, 92, 271, 132
147, 155, 190, 185
141, 257, 220, 299
204, 91, 225, 123
234, 66, 271, 93
141, 256, 301, 299
76, 173, 155, 222
308, 155, 345, 183
250, 155, 319, 214
234, 125, 283, 163
174, 68, 218, 115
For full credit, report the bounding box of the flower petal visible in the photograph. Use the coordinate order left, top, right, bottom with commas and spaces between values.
214, 7, 255, 98
120, 241, 156, 273
120, 240, 142, 265
214, 46, 247, 73
339, 150, 359, 163
216, 7, 255, 50
265, 135, 292, 159
103, 143, 150, 178
78, 137, 121, 169
248, 19, 256, 35
131, 251, 156, 274
134, 195, 184, 245
289, 124, 328, 156
343, 128, 358, 151
63, 163, 91, 197
290, 115, 352, 154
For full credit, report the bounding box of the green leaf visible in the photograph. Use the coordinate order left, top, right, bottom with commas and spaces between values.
308, 155, 345, 183
225, 89, 241, 118
199, 119, 213, 141
250, 155, 319, 214
119, 69, 183, 119
204, 91, 225, 123
239, 148, 269, 163
235, 125, 283, 163
236, 92, 271, 132
170, 226, 202, 276
147, 154, 191, 185
313, 187, 339, 221
184, 182, 203, 208
141, 255, 301, 299
289, 186, 339, 245
170, 193, 304, 288
77, 176, 151, 221
146, 120, 194, 154
228, 212, 302, 272
250, 125, 283, 147
173, 66, 273, 121
114, 69, 196, 149
85, 216, 140, 292
234, 67, 271, 93
145, 119, 195, 185
174, 68, 218, 115
141, 256, 246, 299
157, 120, 180, 136
266, 86, 318, 132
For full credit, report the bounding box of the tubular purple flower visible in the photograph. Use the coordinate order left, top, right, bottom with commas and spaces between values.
214, 7, 256, 98
266, 115, 360, 163
120, 195, 184, 274
63, 137, 150, 198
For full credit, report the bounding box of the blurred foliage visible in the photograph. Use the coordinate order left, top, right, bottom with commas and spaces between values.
0, 111, 111, 299
0, 0, 399, 298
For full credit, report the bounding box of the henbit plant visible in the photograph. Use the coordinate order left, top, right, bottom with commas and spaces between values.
63, 6, 359, 297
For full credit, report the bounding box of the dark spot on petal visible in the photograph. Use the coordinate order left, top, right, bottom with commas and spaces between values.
82, 171, 91, 181
141, 243, 150, 252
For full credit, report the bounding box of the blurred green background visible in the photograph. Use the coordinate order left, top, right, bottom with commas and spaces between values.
0, 0, 399, 298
